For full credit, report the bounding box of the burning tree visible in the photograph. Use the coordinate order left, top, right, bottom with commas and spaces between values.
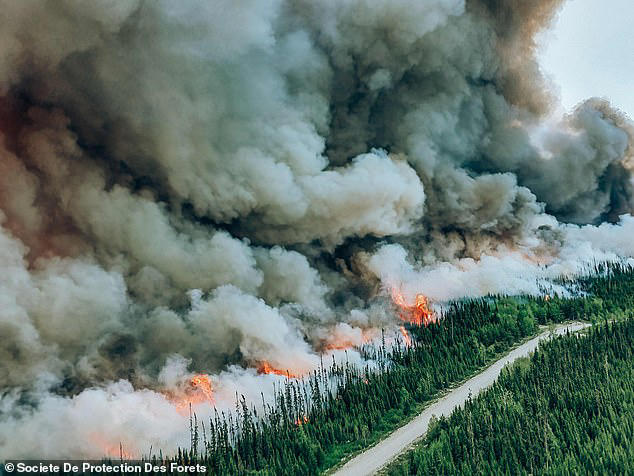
392, 290, 437, 327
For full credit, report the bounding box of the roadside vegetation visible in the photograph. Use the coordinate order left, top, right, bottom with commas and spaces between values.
385, 316, 634, 475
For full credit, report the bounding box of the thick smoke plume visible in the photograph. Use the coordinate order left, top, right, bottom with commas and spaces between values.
2, 0, 634, 458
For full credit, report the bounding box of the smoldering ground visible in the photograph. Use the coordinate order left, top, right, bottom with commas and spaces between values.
1, 0, 634, 458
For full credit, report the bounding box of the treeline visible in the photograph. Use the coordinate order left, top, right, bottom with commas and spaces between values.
386, 317, 634, 475
169, 299, 543, 475
157, 262, 634, 475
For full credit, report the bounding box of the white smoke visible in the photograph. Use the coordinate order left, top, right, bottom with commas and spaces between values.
2, 0, 634, 459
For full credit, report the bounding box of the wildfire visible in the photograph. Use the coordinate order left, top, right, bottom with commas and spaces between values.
323, 341, 354, 351
321, 328, 377, 351
88, 434, 134, 459
190, 374, 215, 402
294, 415, 309, 426
256, 362, 301, 379
168, 374, 215, 412
392, 289, 436, 326
399, 326, 412, 347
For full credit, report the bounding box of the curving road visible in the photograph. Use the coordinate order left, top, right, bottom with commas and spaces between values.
331, 322, 591, 476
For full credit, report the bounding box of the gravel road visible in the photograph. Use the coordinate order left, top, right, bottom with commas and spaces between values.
331, 322, 591, 476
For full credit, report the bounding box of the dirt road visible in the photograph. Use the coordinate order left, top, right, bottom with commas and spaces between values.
331, 322, 590, 476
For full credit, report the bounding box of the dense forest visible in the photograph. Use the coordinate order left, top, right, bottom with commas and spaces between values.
385, 317, 634, 475
148, 263, 634, 475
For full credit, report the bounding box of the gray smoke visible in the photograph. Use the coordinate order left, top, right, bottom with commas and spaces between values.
2, 0, 634, 458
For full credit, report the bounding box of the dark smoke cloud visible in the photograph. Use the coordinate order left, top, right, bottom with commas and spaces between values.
1, 0, 634, 458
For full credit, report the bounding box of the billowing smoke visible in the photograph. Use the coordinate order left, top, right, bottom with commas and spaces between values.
2, 0, 634, 458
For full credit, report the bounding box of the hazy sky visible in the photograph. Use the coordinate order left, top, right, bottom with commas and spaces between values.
538, 0, 634, 117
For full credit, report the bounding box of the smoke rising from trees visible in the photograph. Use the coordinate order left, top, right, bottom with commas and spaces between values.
1, 0, 633, 457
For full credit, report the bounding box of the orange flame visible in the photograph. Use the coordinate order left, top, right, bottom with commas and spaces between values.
321, 328, 376, 351
256, 362, 301, 379
399, 326, 412, 347
294, 415, 309, 426
392, 290, 436, 326
88, 433, 134, 459
323, 342, 353, 351
167, 374, 215, 412
190, 374, 215, 402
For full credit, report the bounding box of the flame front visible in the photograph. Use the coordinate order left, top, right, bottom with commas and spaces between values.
392, 290, 436, 326
167, 373, 215, 412
399, 326, 412, 347
190, 374, 215, 402
321, 328, 377, 351
88, 433, 134, 459
256, 362, 301, 379
294, 415, 309, 426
